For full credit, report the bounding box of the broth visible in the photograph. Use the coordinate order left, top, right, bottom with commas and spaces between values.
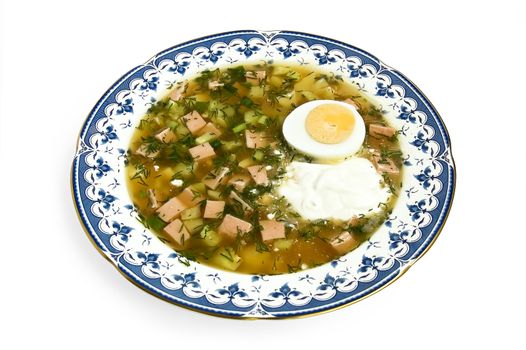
125, 63, 402, 274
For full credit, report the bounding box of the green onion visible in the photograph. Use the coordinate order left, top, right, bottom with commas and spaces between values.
232, 123, 246, 133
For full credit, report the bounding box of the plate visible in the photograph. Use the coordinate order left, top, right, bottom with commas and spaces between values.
72, 30, 455, 318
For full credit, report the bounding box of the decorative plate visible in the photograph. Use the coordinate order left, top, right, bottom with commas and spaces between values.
72, 30, 455, 318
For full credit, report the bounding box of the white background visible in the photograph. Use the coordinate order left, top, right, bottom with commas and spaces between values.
1, 0, 525, 349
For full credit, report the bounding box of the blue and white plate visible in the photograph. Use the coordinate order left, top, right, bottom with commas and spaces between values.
72, 30, 455, 318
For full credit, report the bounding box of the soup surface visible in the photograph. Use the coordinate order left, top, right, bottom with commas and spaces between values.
126, 63, 402, 274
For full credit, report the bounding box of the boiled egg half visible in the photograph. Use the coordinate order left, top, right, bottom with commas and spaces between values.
282, 100, 365, 160
278, 99, 393, 221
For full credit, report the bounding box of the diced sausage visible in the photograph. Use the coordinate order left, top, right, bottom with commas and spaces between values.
247, 165, 269, 185
189, 142, 215, 161
217, 214, 253, 239
369, 123, 396, 138
164, 219, 190, 245
155, 128, 177, 143
259, 220, 286, 241
203, 200, 226, 219
245, 70, 266, 83
208, 81, 224, 90
156, 197, 187, 222
135, 143, 159, 158
371, 153, 400, 175
177, 187, 206, 207
169, 84, 185, 101
328, 231, 360, 254
228, 174, 252, 192
197, 122, 222, 138
229, 191, 252, 213
245, 130, 271, 149
203, 167, 230, 190
148, 189, 159, 209
343, 98, 360, 110
375, 159, 400, 175
348, 215, 360, 227
182, 111, 207, 135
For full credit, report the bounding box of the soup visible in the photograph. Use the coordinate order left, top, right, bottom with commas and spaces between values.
125, 63, 402, 274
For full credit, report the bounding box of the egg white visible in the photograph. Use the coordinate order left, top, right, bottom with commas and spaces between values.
282, 100, 366, 160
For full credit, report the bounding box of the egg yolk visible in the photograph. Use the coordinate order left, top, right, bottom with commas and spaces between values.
305, 104, 356, 144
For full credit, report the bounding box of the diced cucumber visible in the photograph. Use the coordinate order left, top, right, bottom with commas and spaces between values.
252, 150, 264, 161
199, 226, 222, 247
207, 190, 223, 200
181, 206, 201, 220
172, 163, 194, 179
175, 124, 190, 138
166, 120, 179, 129
189, 182, 206, 194
286, 70, 301, 80
182, 218, 204, 234
168, 102, 186, 117
257, 115, 268, 125
232, 123, 246, 133
209, 99, 224, 111
238, 157, 255, 168
223, 106, 236, 118
244, 111, 260, 124
195, 132, 217, 145
213, 116, 228, 128
211, 247, 242, 271
221, 140, 241, 152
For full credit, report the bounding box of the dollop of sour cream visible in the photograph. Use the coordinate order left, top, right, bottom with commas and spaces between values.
277, 157, 392, 220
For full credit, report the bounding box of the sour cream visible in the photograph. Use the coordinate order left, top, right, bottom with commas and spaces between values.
277, 157, 391, 220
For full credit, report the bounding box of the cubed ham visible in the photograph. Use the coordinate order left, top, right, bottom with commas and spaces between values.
375, 159, 400, 175
343, 98, 360, 110
348, 215, 360, 227
228, 174, 252, 192
189, 142, 215, 161
203, 167, 230, 190
197, 122, 222, 138
328, 231, 360, 254
245, 130, 271, 149
245, 70, 266, 83
155, 128, 177, 143
135, 143, 159, 158
164, 219, 190, 245
148, 189, 159, 209
177, 187, 206, 207
203, 200, 226, 219
369, 123, 396, 138
217, 214, 253, 238
247, 165, 269, 185
371, 153, 400, 175
229, 191, 252, 213
156, 197, 187, 222
182, 111, 207, 135
169, 84, 185, 101
208, 81, 224, 90
259, 220, 286, 241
